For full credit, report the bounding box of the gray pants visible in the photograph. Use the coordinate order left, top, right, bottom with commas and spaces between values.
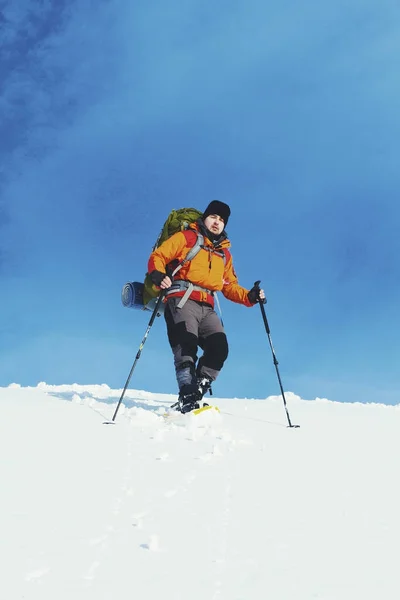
164, 297, 229, 390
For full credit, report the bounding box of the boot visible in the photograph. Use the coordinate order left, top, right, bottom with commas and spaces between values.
172, 376, 214, 414
177, 384, 201, 414
196, 375, 213, 406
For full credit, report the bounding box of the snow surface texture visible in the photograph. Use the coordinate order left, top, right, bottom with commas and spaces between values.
1, 383, 400, 600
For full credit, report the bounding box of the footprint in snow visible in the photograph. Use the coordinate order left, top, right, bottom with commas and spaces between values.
25, 566, 50, 582
156, 452, 170, 461
132, 512, 147, 528
84, 560, 101, 581
197, 444, 224, 461
140, 534, 161, 552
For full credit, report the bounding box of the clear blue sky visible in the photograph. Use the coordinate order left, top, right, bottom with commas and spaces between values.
1, 0, 399, 404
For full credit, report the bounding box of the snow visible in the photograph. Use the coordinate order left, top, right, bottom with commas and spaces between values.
1, 384, 400, 600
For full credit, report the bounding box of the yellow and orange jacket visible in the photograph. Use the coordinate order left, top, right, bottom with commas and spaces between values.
147, 222, 253, 308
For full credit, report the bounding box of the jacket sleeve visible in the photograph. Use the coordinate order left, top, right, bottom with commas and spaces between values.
221, 253, 253, 307
148, 232, 188, 275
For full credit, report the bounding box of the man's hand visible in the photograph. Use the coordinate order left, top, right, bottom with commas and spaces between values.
149, 270, 172, 290
248, 283, 266, 304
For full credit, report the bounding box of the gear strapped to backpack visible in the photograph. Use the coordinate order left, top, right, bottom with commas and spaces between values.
122, 207, 221, 312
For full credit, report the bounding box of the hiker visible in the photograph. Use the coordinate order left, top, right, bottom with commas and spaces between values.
147, 200, 265, 413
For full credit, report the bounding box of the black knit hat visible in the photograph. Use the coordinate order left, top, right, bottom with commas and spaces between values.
202, 200, 231, 226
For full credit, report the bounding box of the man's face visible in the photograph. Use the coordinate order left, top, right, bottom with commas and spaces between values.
204, 214, 224, 235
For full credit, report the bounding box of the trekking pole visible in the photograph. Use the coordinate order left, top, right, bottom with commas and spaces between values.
254, 281, 300, 429
104, 292, 165, 424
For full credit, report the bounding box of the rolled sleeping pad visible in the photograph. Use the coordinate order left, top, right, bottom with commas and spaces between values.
121, 282, 144, 309
121, 282, 165, 314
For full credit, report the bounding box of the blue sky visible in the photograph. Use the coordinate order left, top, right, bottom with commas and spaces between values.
1, 0, 399, 404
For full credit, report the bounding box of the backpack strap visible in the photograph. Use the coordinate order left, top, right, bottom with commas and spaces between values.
170, 231, 204, 277
183, 232, 204, 263
170, 230, 227, 278
213, 248, 227, 266
221, 247, 230, 266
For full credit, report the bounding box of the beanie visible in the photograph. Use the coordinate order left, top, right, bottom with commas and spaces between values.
202, 200, 231, 226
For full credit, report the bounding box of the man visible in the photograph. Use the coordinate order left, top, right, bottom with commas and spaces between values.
148, 200, 265, 413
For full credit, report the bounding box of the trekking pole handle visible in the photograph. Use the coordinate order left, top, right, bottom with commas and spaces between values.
253, 280, 267, 305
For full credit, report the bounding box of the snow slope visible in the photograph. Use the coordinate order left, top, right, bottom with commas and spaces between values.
1, 384, 399, 600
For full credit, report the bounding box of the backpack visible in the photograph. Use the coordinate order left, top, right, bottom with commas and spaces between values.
150, 207, 203, 252
122, 208, 204, 312
143, 208, 204, 306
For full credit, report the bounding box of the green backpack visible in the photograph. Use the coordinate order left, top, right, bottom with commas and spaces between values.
143, 208, 203, 305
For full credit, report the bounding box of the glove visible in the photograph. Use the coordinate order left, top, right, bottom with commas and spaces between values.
149, 270, 166, 287
248, 284, 266, 304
